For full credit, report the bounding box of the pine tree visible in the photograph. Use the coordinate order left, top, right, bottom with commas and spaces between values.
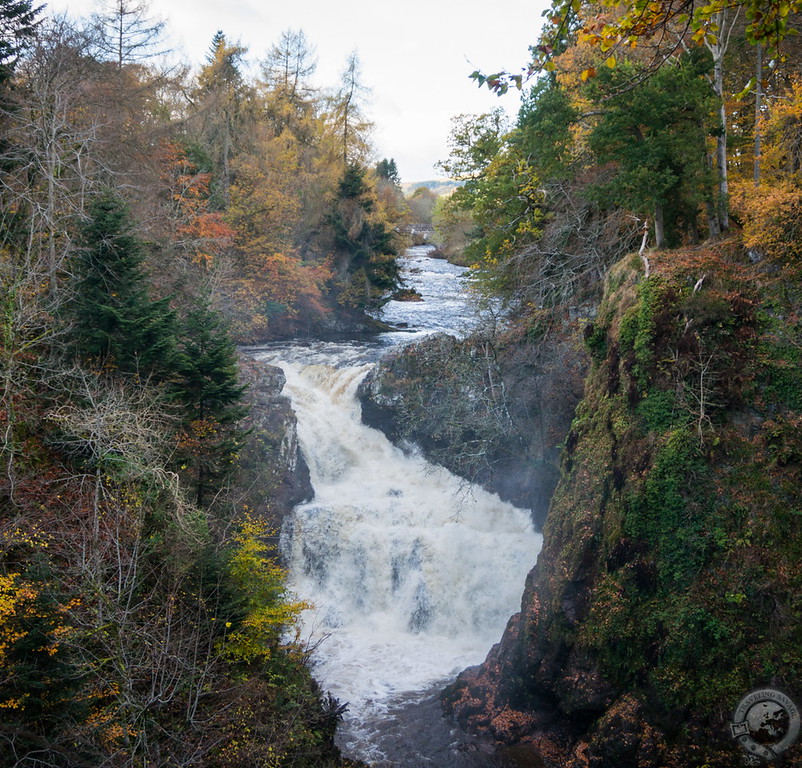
375, 158, 400, 185
0, 0, 41, 174
0, 0, 40, 89
69, 191, 178, 377
172, 292, 247, 507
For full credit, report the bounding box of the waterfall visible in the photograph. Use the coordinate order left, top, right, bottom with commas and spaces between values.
272, 356, 541, 762
252, 247, 543, 764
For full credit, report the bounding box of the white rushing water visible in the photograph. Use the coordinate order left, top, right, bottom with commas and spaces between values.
252, 247, 543, 765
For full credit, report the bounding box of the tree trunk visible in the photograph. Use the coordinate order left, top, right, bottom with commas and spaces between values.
713, 55, 729, 231
654, 203, 666, 249
707, 9, 734, 232
754, 43, 763, 186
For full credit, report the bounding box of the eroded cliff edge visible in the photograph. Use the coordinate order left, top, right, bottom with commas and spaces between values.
237, 356, 313, 521
358, 329, 587, 529
443, 244, 802, 767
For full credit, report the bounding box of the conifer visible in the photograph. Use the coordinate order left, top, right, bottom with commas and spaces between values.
172, 291, 247, 506
69, 191, 178, 378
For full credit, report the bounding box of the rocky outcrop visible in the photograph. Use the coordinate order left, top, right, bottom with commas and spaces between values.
443, 244, 802, 767
237, 356, 312, 522
358, 329, 586, 528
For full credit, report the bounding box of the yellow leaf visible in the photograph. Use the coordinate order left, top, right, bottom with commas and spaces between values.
605, 55, 616, 68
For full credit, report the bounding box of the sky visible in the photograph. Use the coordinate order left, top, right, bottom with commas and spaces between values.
44, 0, 548, 182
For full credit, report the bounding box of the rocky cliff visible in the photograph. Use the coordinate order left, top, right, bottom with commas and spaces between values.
443, 243, 802, 767
358, 328, 586, 528
237, 356, 312, 522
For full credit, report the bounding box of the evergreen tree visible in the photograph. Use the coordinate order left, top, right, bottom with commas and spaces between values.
375, 157, 400, 185
587, 53, 715, 247
0, 0, 41, 175
172, 292, 247, 507
0, 0, 40, 89
69, 191, 178, 377
329, 163, 400, 309
194, 31, 250, 203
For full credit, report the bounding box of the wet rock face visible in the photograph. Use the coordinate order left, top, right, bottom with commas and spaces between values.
357, 331, 585, 529
238, 356, 312, 522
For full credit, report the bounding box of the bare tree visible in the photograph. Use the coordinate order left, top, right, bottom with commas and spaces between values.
5, 18, 106, 291
332, 51, 372, 165
260, 28, 317, 100
90, 0, 166, 68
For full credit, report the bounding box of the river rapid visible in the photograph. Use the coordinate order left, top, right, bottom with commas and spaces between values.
249, 246, 543, 767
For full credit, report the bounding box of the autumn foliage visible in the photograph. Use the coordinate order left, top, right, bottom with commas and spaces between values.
0, 3, 391, 766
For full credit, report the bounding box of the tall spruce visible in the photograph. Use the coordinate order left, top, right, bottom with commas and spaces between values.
172, 292, 247, 507
0, 1, 41, 179
0, 0, 41, 89
69, 191, 178, 377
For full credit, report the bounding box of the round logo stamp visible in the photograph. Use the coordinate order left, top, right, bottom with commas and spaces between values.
731, 688, 800, 764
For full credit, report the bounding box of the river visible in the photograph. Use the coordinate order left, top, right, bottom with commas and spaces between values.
249, 246, 543, 767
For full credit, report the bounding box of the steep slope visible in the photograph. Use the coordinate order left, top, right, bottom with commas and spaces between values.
443, 241, 802, 767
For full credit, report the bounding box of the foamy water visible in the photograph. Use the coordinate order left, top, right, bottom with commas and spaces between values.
251, 247, 542, 764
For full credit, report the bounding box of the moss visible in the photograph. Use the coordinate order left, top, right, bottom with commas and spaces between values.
634, 389, 680, 433
758, 339, 802, 410
449, 242, 802, 765
584, 322, 608, 362
559, 249, 802, 731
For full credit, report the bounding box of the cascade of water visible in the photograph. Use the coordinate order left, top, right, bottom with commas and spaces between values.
252, 246, 543, 765
275, 358, 542, 762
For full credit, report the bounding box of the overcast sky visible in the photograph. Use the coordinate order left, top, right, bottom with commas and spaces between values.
44, 0, 548, 182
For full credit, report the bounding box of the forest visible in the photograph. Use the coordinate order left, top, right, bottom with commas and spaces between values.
429, 0, 802, 764
0, 0, 409, 764
2, 0, 802, 764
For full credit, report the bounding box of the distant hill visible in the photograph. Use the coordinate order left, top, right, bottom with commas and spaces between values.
402, 179, 463, 196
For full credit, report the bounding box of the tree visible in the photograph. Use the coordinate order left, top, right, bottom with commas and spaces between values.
406, 186, 437, 225
375, 157, 400, 185
0, 0, 40, 89
701, 8, 742, 233
435, 110, 543, 265
6, 17, 102, 294
331, 51, 371, 165
68, 191, 178, 377
587, 53, 715, 247
89, 0, 166, 67
329, 163, 400, 309
260, 28, 317, 101
172, 291, 247, 507
436, 109, 508, 182
0, 0, 41, 181
193, 31, 251, 204
515, 79, 578, 182
470, 0, 799, 233
473, 0, 801, 94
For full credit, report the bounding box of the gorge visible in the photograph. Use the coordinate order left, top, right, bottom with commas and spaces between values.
247, 247, 544, 765
248, 239, 802, 768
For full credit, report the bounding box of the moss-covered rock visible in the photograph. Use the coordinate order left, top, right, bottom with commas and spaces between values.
358, 328, 586, 528
443, 241, 802, 767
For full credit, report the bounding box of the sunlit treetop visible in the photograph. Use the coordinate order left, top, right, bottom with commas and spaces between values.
473, 0, 801, 94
